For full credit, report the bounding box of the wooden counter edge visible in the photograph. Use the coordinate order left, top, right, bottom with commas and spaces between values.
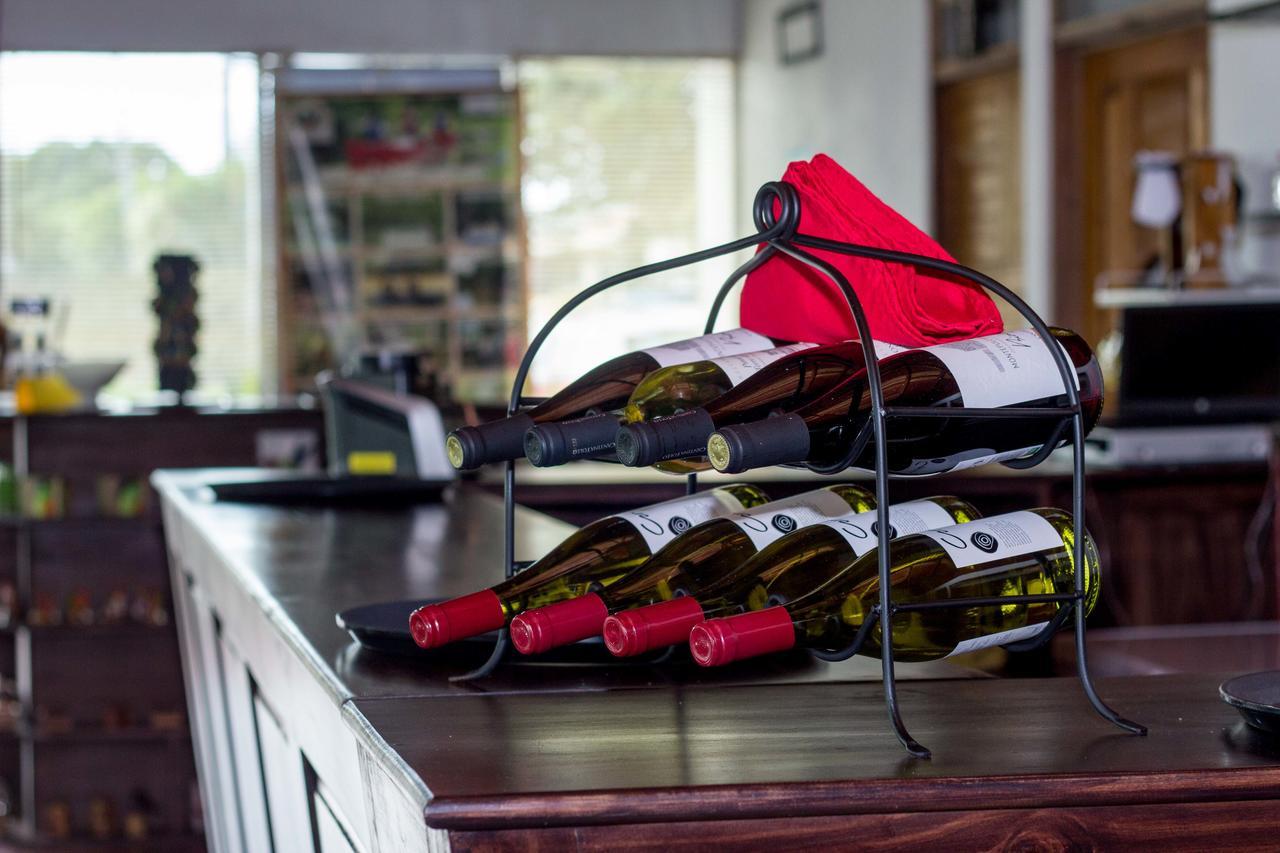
422, 765, 1280, 831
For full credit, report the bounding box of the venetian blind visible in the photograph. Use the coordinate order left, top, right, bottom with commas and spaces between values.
518, 57, 738, 394
0, 52, 266, 399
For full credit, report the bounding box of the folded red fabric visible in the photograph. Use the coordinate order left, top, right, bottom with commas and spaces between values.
740, 154, 1003, 347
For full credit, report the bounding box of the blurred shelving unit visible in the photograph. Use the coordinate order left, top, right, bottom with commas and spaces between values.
272, 65, 526, 405
0, 407, 323, 848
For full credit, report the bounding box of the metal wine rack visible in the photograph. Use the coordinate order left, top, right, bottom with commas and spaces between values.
458, 180, 1146, 758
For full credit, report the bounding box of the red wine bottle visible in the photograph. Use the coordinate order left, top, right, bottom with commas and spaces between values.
613, 339, 908, 471
707, 328, 1102, 476
523, 341, 820, 468
445, 328, 786, 469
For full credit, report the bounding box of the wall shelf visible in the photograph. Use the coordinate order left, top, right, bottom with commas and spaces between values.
0, 408, 322, 846
1094, 286, 1280, 308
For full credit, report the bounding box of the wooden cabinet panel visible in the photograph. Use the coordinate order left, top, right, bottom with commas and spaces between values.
1079, 26, 1208, 343
254, 694, 313, 853
936, 67, 1023, 328
450, 800, 1280, 852
218, 632, 274, 853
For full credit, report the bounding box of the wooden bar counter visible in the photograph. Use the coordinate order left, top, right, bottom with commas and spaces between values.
155, 470, 1280, 852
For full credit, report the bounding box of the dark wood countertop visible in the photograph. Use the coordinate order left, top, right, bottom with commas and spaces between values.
154, 471, 975, 705
154, 470, 1280, 847
355, 672, 1280, 832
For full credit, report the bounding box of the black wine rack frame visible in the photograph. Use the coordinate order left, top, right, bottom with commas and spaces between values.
457, 180, 1147, 759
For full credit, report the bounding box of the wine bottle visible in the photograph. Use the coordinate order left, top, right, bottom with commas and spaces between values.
603, 496, 977, 657
446, 328, 785, 469
408, 484, 768, 648
706, 328, 1102, 476
524, 340, 820, 468
508, 484, 875, 655
613, 339, 908, 472
690, 508, 1096, 667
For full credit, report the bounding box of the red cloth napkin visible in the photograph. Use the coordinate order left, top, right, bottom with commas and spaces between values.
740, 154, 1003, 347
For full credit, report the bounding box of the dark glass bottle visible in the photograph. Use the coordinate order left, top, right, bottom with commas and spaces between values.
707, 328, 1102, 476
446, 328, 783, 469
613, 339, 908, 472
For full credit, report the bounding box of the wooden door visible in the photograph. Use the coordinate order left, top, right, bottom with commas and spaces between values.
936, 67, 1024, 330
1079, 27, 1208, 344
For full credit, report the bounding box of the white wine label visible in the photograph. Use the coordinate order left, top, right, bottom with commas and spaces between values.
871, 340, 910, 359
641, 328, 774, 368
922, 330, 1080, 409
945, 621, 1050, 658
616, 489, 748, 553
922, 510, 1064, 569
819, 499, 957, 557
709, 342, 819, 386
727, 488, 858, 550
946, 445, 1041, 472
896, 445, 1043, 477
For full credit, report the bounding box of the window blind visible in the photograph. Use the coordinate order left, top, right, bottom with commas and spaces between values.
0, 52, 265, 400
518, 57, 738, 395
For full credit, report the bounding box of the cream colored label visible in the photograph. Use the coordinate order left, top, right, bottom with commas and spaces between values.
709, 342, 818, 385
728, 488, 858, 550
871, 340, 910, 358
945, 622, 1050, 657
820, 499, 957, 557
923, 330, 1079, 409
616, 490, 746, 553
641, 328, 774, 368
891, 445, 1048, 477
922, 511, 1064, 569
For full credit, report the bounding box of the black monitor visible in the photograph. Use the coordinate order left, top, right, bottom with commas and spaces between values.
1116, 302, 1280, 425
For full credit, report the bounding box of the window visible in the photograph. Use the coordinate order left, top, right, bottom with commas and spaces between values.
0, 52, 265, 400
519, 58, 737, 395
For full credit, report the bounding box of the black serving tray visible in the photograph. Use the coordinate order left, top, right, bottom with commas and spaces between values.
211, 476, 448, 506
1220, 671, 1280, 735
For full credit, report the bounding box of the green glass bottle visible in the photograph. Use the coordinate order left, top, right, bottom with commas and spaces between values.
508, 484, 875, 655
690, 508, 1097, 666
408, 484, 768, 649
603, 496, 978, 657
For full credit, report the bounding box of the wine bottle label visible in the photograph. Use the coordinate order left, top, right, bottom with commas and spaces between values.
616, 490, 748, 553
819, 499, 957, 557
894, 445, 1042, 476
641, 328, 774, 368
922, 330, 1080, 409
922, 510, 1064, 569
945, 621, 1050, 658
946, 445, 1041, 472
871, 340, 910, 359
726, 488, 857, 549
708, 342, 819, 385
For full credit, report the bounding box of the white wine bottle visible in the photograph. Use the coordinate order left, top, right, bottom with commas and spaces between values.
508, 485, 875, 655
690, 508, 1096, 666
602, 496, 977, 657
408, 484, 768, 648
446, 328, 787, 469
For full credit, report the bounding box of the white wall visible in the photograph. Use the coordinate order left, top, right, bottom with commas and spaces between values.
0, 0, 740, 56
736, 0, 933, 233
1209, 4, 1280, 276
